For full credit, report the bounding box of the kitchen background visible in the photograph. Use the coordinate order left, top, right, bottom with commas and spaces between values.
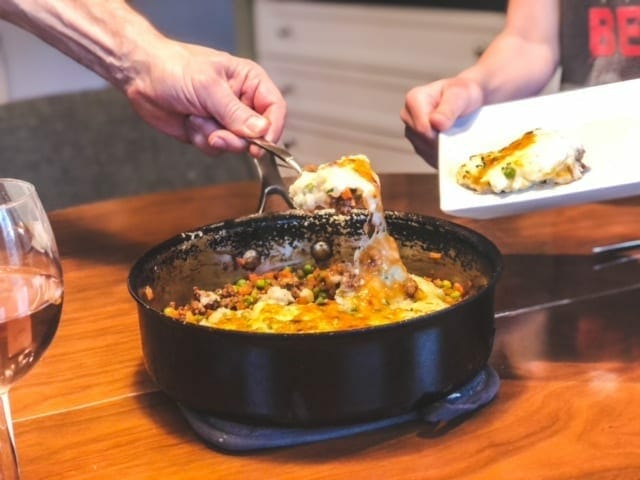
0, 0, 259, 211
1, 1, 529, 210
0, 0, 243, 102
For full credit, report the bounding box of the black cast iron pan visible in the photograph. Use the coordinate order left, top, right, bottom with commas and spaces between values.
128, 208, 502, 427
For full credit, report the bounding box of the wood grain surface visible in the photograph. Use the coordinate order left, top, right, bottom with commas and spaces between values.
10, 175, 640, 479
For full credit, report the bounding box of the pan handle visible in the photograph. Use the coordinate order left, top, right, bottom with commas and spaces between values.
253, 153, 296, 214
249, 138, 302, 214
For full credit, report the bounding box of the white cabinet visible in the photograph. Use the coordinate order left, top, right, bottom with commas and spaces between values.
253, 0, 505, 173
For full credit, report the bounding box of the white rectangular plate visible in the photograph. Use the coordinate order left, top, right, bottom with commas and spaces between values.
438, 79, 640, 219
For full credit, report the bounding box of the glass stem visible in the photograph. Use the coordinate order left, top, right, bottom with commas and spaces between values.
0, 392, 19, 480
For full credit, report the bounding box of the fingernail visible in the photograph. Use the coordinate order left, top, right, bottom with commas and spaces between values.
210, 137, 227, 150
245, 116, 268, 136
192, 132, 206, 148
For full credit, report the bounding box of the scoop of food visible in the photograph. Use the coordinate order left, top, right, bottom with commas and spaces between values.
288, 154, 409, 287
456, 129, 587, 194
288, 154, 384, 226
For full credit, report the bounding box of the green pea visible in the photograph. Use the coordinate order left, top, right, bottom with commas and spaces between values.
315, 291, 327, 304
502, 164, 516, 180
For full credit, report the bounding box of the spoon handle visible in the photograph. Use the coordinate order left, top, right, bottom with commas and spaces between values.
247, 138, 303, 174
592, 240, 640, 255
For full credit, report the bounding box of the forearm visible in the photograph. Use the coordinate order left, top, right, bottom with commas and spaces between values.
0, 0, 165, 89
457, 0, 560, 105
459, 33, 559, 104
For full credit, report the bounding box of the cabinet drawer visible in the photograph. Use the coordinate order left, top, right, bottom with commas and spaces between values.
254, 0, 505, 77
253, 0, 503, 174
262, 59, 419, 138
280, 117, 435, 174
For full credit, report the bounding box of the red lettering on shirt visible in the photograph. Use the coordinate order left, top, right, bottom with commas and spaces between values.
617, 6, 640, 56
589, 7, 616, 56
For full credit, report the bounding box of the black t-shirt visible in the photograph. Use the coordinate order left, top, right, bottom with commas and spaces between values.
561, 0, 640, 87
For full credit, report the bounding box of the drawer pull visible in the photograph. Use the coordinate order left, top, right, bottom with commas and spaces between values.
280, 84, 296, 97
276, 25, 293, 39
283, 139, 298, 150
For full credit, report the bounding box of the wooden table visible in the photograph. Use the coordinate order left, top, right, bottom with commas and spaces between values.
12, 174, 640, 479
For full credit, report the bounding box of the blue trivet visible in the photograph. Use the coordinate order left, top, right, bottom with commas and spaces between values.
179, 365, 499, 453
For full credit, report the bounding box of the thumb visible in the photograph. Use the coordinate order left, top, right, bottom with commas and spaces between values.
430, 79, 482, 132
430, 93, 467, 132
208, 85, 270, 138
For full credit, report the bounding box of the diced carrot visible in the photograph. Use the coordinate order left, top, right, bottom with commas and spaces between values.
237, 285, 252, 296
278, 268, 294, 279
143, 285, 154, 301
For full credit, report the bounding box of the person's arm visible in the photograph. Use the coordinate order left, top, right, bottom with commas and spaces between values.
458, 0, 560, 106
401, 0, 560, 164
0, 0, 286, 157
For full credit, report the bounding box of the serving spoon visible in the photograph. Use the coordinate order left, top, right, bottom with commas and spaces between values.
247, 138, 303, 213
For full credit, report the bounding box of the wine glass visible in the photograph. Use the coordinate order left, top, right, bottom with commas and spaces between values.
0, 179, 63, 479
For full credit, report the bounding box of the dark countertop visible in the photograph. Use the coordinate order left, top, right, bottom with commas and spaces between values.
313, 0, 507, 12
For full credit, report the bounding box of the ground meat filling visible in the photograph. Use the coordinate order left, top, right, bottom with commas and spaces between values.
330, 189, 366, 215
166, 262, 351, 316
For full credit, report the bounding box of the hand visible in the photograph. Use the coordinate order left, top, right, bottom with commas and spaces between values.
123, 38, 287, 159
400, 77, 483, 168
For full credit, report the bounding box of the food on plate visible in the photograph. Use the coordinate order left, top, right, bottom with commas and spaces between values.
162, 154, 468, 333
456, 129, 587, 194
